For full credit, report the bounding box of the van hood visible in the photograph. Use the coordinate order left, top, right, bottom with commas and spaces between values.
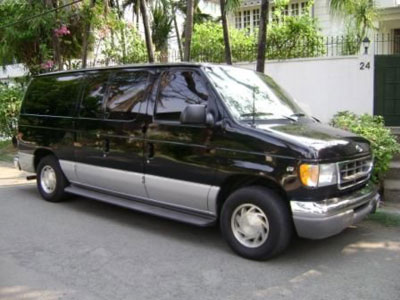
254, 121, 371, 160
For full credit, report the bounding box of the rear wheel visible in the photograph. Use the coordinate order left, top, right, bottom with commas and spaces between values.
220, 186, 292, 260
36, 155, 68, 202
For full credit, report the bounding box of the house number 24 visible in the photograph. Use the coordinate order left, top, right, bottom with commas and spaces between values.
360, 62, 370, 70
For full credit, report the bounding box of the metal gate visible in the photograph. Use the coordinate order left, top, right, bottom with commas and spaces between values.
374, 55, 400, 126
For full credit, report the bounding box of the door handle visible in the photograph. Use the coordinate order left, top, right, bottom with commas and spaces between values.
103, 139, 110, 154
146, 143, 154, 161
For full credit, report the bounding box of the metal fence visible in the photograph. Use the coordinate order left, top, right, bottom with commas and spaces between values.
65, 33, 400, 71
162, 35, 369, 63
373, 33, 400, 55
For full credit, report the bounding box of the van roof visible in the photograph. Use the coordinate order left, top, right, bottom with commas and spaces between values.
37, 62, 216, 77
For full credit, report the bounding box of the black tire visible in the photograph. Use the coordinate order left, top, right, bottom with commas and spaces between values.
36, 155, 68, 202
220, 186, 292, 260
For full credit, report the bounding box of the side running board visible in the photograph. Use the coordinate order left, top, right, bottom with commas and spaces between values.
65, 185, 216, 227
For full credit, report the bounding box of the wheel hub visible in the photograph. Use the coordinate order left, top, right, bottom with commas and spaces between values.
40, 165, 56, 194
231, 203, 269, 248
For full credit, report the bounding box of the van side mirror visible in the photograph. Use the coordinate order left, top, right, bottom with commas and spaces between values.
180, 104, 211, 126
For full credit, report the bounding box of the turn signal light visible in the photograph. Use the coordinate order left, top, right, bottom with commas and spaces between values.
299, 164, 319, 187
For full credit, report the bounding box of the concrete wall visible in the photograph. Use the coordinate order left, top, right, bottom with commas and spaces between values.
0, 64, 27, 80
235, 55, 374, 123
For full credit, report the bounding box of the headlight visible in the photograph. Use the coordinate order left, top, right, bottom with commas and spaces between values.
299, 163, 337, 188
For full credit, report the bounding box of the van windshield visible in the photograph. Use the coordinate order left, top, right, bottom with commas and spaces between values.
204, 66, 307, 122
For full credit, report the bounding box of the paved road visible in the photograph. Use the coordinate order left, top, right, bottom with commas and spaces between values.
1, 182, 399, 300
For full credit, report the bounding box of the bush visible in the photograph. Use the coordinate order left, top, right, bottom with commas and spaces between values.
191, 22, 256, 63
190, 0, 325, 63
0, 82, 24, 139
267, 0, 326, 59
331, 111, 400, 183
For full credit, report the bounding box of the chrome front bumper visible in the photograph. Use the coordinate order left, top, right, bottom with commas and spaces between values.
290, 183, 380, 239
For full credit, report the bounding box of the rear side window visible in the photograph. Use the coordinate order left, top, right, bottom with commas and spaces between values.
155, 70, 208, 121
79, 72, 110, 119
106, 71, 150, 120
23, 73, 83, 116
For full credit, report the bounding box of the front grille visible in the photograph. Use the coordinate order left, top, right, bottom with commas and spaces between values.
337, 156, 373, 190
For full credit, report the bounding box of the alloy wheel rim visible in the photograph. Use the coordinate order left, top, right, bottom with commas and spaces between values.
40, 165, 56, 194
231, 203, 269, 248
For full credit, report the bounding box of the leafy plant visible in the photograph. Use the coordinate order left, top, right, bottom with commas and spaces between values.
329, 0, 377, 48
191, 21, 256, 63
267, 0, 325, 59
331, 111, 400, 183
0, 82, 24, 139
151, 0, 173, 61
191, 0, 325, 63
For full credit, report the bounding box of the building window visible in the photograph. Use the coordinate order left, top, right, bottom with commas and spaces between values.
270, 6, 278, 22
283, 5, 289, 16
235, 11, 242, 29
301, 2, 309, 15
291, 3, 299, 16
253, 9, 260, 27
243, 10, 251, 28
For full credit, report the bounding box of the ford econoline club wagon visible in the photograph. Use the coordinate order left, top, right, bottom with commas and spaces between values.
15, 63, 380, 260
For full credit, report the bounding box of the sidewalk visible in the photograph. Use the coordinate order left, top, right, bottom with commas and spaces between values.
0, 161, 33, 187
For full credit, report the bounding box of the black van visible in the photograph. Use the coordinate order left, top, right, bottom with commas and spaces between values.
15, 63, 380, 260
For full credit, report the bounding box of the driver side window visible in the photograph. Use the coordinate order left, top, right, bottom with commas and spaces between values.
155, 70, 208, 122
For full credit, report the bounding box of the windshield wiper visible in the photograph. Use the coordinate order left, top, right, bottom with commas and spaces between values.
240, 112, 274, 118
289, 113, 307, 118
240, 112, 296, 122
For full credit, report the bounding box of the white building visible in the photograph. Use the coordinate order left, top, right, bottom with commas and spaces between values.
230, 0, 400, 39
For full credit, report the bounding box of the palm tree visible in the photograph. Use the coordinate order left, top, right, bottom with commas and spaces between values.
183, 0, 193, 61
220, 0, 241, 65
256, 0, 269, 73
329, 0, 377, 47
44, 0, 62, 70
81, 0, 96, 68
140, 0, 155, 62
123, 0, 140, 30
171, 2, 183, 60
151, 0, 173, 61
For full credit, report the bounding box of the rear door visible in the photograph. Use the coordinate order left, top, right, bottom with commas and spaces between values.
74, 69, 153, 198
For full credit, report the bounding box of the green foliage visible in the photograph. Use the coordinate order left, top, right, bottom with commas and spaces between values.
0, 0, 55, 73
151, 0, 173, 53
341, 24, 360, 55
175, 0, 213, 25
191, 0, 324, 62
99, 23, 147, 65
329, 0, 377, 43
367, 210, 400, 227
0, 82, 24, 139
331, 111, 400, 182
191, 22, 255, 63
267, 0, 325, 59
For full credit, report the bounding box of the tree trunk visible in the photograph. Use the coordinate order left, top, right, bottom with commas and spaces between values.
82, 0, 96, 68
173, 14, 183, 61
184, 0, 194, 61
135, 1, 140, 30
140, 0, 154, 62
116, 0, 127, 63
46, 0, 63, 70
220, 0, 232, 65
256, 0, 269, 73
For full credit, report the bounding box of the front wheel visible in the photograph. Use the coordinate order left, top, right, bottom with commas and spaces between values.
220, 186, 292, 260
36, 155, 68, 202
